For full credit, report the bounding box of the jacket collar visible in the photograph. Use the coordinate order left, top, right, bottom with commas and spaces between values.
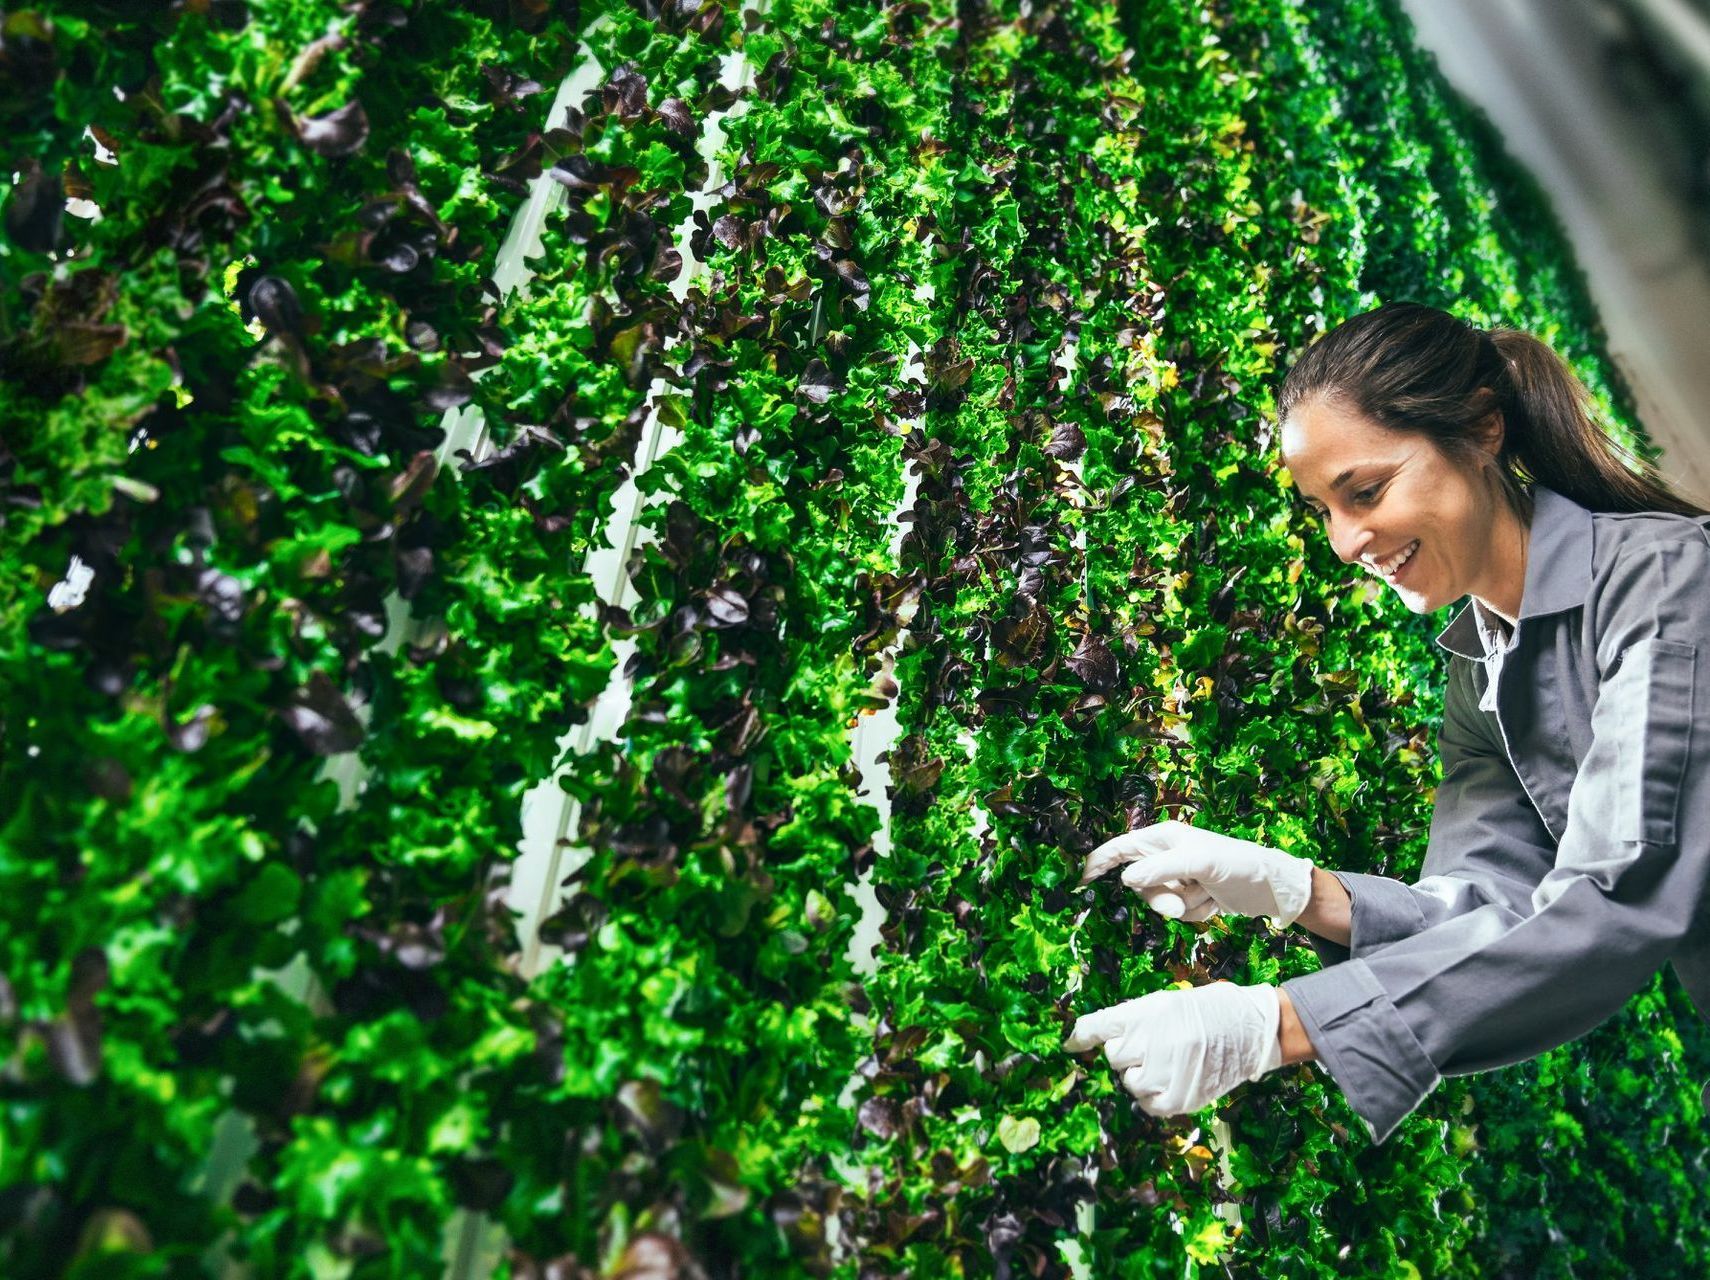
1433, 484, 1594, 660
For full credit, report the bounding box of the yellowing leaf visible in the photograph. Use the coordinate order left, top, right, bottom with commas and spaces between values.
1184, 1215, 1235, 1264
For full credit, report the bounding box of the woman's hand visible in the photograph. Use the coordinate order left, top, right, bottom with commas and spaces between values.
1078, 819, 1316, 927
1064, 982, 1288, 1116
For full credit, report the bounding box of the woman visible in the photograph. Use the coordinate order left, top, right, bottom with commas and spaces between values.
1064, 301, 1710, 1144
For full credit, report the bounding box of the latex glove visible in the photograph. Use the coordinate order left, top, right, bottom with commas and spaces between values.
1077, 819, 1314, 927
1064, 982, 1284, 1116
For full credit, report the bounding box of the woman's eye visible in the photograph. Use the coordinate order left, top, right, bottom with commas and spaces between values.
1351, 486, 1380, 505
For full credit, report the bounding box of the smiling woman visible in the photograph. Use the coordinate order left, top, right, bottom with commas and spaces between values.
1069, 299, 1710, 1146
1281, 396, 1528, 619
1278, 301, 1710, 643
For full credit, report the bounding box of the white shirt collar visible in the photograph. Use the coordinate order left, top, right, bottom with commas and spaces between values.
1470, 597, 1517, 657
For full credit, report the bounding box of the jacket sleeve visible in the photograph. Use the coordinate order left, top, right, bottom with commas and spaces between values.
1283, 538, 1710, 1144
1304, 655, 1559, 968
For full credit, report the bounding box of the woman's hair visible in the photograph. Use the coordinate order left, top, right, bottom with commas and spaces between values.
1276, 301, 1708, 520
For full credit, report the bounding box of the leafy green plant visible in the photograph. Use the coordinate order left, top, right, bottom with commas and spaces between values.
3, 0, 1706, 1277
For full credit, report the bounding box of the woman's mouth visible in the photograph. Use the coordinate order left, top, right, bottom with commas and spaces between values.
1372, 539, 1420, 585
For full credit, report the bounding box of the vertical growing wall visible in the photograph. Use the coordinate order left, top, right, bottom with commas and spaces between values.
2, 1, 1706, 1278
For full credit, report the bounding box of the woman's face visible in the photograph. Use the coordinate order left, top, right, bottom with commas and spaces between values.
1279, 395, 1509, 615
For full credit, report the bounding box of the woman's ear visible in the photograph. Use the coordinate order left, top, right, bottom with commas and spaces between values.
1475, 408, 1505, 458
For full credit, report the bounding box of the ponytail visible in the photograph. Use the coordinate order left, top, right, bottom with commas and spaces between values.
1277, 302, 1708, 521
1487, 328, 1704, 517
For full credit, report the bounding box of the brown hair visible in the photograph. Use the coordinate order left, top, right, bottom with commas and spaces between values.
1276, 301, 1707, 521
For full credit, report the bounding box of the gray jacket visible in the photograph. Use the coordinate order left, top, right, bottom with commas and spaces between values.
1281, 484, 1710, 1144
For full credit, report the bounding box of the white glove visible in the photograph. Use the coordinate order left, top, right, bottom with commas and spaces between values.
1077, 819, 1315, 927
1064, 982, 1284, 1116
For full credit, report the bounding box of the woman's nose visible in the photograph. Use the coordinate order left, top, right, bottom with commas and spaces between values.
1330, 519, 1374, 565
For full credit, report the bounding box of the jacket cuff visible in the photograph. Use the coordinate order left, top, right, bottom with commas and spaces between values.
1281, 961, 1440, 1145
1337, 871, 1432, 956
